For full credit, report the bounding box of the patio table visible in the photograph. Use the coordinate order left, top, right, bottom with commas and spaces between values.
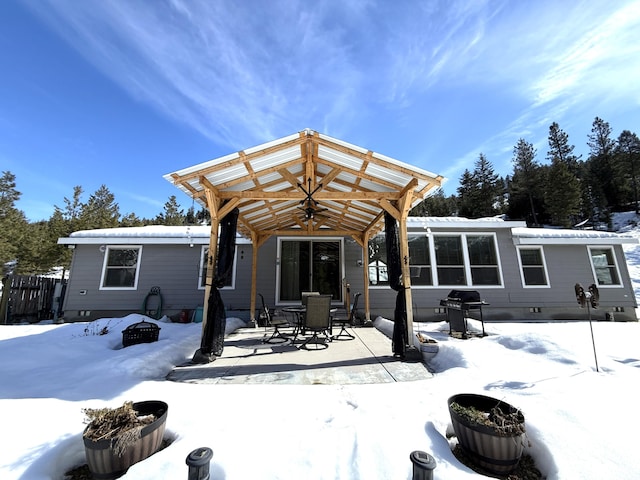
282, 306, 337, 344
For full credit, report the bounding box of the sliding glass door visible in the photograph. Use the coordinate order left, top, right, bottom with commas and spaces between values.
279, 239, 342, 302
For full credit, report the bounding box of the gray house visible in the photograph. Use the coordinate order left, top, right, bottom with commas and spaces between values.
58, 130, 638, 327
58, 217, 638, 323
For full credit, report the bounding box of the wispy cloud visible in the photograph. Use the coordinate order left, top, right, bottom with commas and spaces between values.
26, 0, 639, 172
530, 2, 640, 108
29, 1, 373, 149
421, 0, 640, 186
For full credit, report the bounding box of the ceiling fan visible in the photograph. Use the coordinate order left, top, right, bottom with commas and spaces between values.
297, 178, 328, 220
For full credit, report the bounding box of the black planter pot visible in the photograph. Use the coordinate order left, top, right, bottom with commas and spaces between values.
448, 393, 525, 475
83, 400, 168, 480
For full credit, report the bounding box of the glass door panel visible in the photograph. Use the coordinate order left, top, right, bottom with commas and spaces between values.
312, 241, 341, 300
279, 239, 341, 302
279, 241, 310, 301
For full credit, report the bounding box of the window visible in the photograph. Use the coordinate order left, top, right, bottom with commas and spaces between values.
467, 235, 501, 285
434, 235, 466, 285
408, 235, 432, 285
199, 246, 235, 289
367, 235, 432, 286
517, 247, 549, 287
100, 246, 141, 289
368, 232, 502, 287
589, 247, 621, 286
278, 239, 342, 301
368, 236, 389, 286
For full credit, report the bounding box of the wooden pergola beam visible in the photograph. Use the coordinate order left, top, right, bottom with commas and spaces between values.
165, 130, 444, 349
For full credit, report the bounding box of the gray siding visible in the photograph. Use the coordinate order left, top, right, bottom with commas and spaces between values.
64, 244, 201, 320
62, 227, 638, 323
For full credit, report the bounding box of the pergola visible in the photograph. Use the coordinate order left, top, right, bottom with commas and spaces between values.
164, 129, 443, 347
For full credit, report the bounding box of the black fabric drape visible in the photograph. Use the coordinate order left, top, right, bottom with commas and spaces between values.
200, 207, 239, 357
385, 211, 406, 357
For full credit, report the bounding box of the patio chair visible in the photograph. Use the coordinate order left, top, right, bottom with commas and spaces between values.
332, 292, 361, 340
301, 291, 320, 306
260, 293, 290, 344
300, 291, 320, 335
299, 294, 332, 350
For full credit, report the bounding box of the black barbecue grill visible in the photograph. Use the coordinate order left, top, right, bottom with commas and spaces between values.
439, 289, 488, 338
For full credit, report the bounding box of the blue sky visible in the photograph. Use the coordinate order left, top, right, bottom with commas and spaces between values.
2, 0, 639, 222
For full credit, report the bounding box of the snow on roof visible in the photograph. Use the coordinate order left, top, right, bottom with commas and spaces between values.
57, 220, 638, 246
407, 216, 526, 229
57, 225, 251, 245
512, 226, 639, 245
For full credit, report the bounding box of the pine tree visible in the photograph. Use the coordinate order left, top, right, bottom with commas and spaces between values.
457, 154, 502, 218
195, 207, 210, 224
0, 172, 28, 271
409, 188, 457, 216
507, 139, 544, 225
80, 185, 120, 229
120, 212, 144, 227
457, 169, 475, 217
46, 209, 73, 270
185, 206, 197, 225
544, 123, 582, 226
156, 195, 185, 226
14, 221, 52, 274
547, 122, 582, 175
616, 130, 640, 213
545, 162, 581, 227
586, 117, 619, 216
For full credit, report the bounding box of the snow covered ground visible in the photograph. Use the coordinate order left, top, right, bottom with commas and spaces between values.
2, 214, 640, 479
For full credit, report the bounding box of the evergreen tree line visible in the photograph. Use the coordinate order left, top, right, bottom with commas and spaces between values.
2, 117, 638, 276
411, 117, 640, 229
0, 177, 210, 276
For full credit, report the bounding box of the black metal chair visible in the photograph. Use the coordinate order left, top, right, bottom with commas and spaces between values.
299, 295, 332, 350
259, 293, 290, 344
332, 292, 361, 340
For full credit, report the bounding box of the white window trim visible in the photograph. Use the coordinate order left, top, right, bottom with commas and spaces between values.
275, 236, 345, 304
426, 232, 504, 288
198, 245, 237, 290
99, 245, 142, 290
464, 232, 504, 288
368, 232, 504, 289
516, 246, 550, 288
587, 245, 623, 288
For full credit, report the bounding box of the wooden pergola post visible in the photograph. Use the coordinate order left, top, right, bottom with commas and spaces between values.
398, 187, 417, 352
248, 232, 271, 324
164, 130, 444, 358
249, 231, 258, 324
202, 187, 220, 329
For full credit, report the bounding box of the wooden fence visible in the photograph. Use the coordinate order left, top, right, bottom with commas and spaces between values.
0, 275, 65, 324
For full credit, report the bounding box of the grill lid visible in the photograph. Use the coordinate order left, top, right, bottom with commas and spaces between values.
445, 290, 481, 303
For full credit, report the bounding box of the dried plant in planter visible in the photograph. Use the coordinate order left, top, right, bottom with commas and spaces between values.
416, 332, 438, 343
450, 401, 526, 436
83, 401, 156, 456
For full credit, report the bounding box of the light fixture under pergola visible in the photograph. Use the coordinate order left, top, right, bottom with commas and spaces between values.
164, 128, 445, 336
297, 177, 328, 220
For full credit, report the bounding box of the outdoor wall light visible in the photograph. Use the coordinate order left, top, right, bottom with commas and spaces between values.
356, 259, 364, 267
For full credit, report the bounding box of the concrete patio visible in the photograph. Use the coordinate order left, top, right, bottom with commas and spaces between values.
167, 325, 434, 385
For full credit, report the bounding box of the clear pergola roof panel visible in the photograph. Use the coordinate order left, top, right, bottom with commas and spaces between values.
164, 129, 444, 238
